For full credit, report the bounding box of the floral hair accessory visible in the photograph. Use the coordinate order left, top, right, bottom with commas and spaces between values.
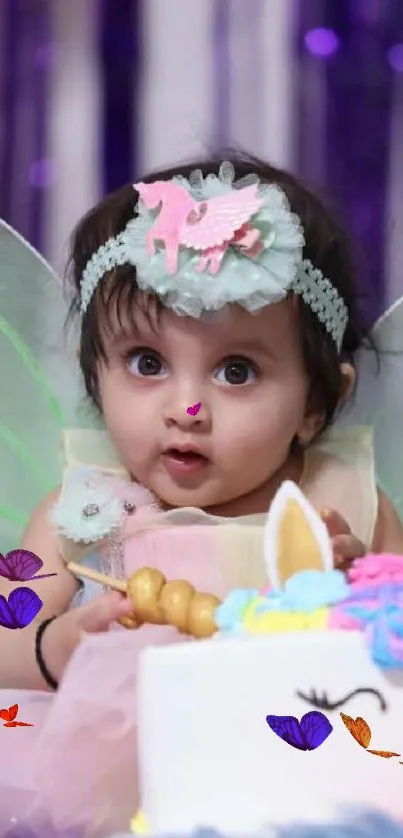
80, 162, 348, 350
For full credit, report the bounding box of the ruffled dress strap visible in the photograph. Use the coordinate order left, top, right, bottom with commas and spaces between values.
50, 430, 134, 603
62, 428, 129, 479
51, 429, 158, 594
300, 425, 377, 548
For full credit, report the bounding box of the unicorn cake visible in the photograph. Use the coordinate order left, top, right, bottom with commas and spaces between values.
136, 482, 403, 834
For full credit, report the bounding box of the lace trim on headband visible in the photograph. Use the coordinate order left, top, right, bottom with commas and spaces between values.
293, 260, 348, 350
80, 231, 127, 313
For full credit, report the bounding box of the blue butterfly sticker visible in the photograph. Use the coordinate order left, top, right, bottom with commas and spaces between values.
266, 711, 333, 751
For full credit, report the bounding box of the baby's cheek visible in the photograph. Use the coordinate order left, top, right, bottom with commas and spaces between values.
222, 425, 286, 475
109, 408, 150, 449
228, 406, 292, 448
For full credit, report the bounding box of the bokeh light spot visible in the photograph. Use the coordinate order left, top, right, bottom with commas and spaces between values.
29, 159, 57, 189
304, 28, 340, 58
388, 44, 403, 72
34, 44, 60, 69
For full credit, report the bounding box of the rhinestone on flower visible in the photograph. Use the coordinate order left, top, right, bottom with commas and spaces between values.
123, 500, 135, 515
82, 503, 100, 518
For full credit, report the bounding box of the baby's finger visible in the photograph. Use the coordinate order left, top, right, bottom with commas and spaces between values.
79, 591, 134, 634
321, 507, 352, 538
332, 534, 366, 570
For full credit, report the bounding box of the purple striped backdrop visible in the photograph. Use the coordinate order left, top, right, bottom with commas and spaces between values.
99, 0, 142, 191
212, 0, 266, 158
296, 0, 403, 323
0, 0, 142, 252
212, 0, 231, 150
0, 0, 50, 252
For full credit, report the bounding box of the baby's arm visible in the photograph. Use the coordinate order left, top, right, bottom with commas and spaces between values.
323, 488, 403, 567
0, 489, 133, 690
371, 489, 403, 554
0, 488, 79, 689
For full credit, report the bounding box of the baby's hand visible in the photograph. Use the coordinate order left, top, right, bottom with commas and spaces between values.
320, 507, 366, 571
40, 591, 134, 686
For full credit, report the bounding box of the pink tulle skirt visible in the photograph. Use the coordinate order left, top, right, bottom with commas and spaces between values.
0, 626, 190, 837
0, 521, 266, 835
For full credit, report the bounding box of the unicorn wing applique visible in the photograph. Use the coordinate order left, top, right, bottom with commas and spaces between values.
0, 220, 86, 552
179, 185, 265, 273
337, 296, 403, 520
263, 480, 333, 588
180, 183, 264, 249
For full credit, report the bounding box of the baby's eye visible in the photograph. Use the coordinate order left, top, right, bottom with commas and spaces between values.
214, 358, 258, 386
127, 349, 166, 378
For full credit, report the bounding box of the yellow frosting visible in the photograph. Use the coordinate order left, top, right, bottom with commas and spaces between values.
242, 598, 329, 634
131, 810, 149, 835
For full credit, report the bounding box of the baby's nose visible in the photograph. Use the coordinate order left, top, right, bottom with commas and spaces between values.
163, 397, 207, 427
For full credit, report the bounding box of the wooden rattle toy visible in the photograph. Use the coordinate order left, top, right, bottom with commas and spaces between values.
67, 562, 221, 638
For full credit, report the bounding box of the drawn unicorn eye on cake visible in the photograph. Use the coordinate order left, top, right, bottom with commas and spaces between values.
296, 687, 388, 713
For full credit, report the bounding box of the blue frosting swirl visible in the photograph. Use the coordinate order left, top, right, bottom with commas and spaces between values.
255, 569, 349, 615
215, 589, 258, 632
340, 582, 403, 669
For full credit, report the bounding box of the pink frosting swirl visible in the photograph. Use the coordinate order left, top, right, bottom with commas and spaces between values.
328, 606, 362, 631
347, 553, 403, 590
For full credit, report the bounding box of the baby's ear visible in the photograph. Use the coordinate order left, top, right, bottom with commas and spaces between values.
339, 361, 356, 406
264, 481, 333, 588
297, 411, 325, 444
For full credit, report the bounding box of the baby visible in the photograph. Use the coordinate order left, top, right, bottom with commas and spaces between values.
1, 152, 403, 690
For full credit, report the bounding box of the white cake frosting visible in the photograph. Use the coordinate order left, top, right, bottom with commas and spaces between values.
137, 632, 403, 833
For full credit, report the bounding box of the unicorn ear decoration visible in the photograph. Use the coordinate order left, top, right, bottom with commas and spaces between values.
216, 480, 349, 636
263, 481, 333, 589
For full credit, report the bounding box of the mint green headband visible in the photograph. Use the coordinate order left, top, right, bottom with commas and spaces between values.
80, 162, 348, 350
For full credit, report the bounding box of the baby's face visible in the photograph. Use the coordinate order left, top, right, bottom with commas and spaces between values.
98, 300, 318, 515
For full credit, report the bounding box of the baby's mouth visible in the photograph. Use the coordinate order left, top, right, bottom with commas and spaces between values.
162, 448, 209, 474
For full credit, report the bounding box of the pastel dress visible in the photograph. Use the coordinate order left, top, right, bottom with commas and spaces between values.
0, 426, 377, 838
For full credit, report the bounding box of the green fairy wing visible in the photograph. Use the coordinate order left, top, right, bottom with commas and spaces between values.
338, 296, 403, 520
0, 220, 87, 552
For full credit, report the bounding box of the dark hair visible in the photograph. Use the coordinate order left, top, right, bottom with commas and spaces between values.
67, 151, 373, 433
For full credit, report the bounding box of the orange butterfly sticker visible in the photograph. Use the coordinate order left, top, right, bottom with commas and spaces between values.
0, 704, 34, 727
340, 713, 399, 758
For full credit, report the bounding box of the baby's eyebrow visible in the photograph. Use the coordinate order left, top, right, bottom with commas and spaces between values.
112, 330, 154, 347
219, 338, 277, 359
109, 319, 161, 347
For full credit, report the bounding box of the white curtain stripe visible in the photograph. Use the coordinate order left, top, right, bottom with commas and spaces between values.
45, 0, 101, 271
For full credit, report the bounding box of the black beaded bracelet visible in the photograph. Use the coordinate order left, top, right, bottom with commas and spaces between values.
35, 616, 59, 690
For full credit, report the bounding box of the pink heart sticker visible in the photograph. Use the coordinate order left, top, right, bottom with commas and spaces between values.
187, 402, 201, 416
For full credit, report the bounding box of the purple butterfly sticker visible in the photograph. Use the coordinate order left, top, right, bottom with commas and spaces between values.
0, 587, 43, 629
266, 711, 333, 751
0, 549, 57, 582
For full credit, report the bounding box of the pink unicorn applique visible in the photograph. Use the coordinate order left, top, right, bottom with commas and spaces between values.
134, 179, 265, 275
